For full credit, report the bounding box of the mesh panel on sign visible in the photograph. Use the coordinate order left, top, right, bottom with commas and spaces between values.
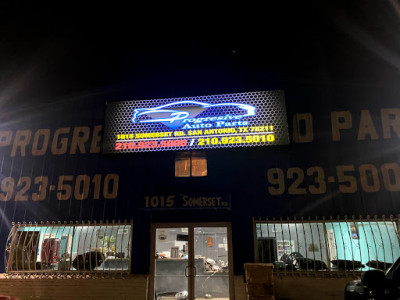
103, 91, 289, 153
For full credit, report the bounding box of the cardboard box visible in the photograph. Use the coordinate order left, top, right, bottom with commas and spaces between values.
246, 283, 274, 296
244, 263, 274, 283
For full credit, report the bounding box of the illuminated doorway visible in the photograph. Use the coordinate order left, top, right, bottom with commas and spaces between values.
150, 223, 233, 300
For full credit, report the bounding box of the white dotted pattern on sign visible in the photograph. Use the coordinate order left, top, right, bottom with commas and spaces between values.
103, 90, 289, 153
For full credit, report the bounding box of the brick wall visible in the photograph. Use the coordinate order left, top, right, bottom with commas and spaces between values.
274, 275, 357, 300
0, 275, 148, 300
0, 273, 355, 300
234, 275, 248, 300
0, 275, 250, 300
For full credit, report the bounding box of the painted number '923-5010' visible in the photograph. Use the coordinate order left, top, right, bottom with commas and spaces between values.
267, 163, 400, 195
0, 174, 119, 201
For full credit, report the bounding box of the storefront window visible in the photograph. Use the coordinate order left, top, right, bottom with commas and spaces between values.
5, 222, 132, 273
255, 219, 400, 273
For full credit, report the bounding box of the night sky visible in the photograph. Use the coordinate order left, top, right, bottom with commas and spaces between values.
0, 1, 399, 107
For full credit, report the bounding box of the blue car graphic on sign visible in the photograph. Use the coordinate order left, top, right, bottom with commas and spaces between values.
131, 100, 256, 129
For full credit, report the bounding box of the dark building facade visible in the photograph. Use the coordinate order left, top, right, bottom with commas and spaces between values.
0, 85, 399, 299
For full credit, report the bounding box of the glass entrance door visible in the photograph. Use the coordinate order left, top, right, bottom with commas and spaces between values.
153, 227, 190, 300
152, 224, 232, 300
194, 226, 230, 299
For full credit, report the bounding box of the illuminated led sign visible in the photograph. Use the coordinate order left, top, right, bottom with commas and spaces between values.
103, 90, 289, 153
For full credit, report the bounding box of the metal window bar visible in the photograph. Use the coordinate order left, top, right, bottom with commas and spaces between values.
316, 222, 325, 271
282, 222, 289, 276
368, 219, 379, 272
338, 221, 348, 272
322, 221, 332, 274
33, 223, 42, 272
254, 215, 400, 277
376, 219, 386, 267
74, 224, 83, 272
42, 222, 52, 273
359, 221, 371, 271
99, 224, 107, 273
4, 220, 133, 275
345, 220, 357, 277
273, 222, 278, 264
266, 222, 272, 263
343, 221, 352, 274
387, 216, 399, 268
301, 220, 309, 275
293, 218, 301, 274
383, 220, 394, 270
354, 220, 363, 276
53, 224, 63, 271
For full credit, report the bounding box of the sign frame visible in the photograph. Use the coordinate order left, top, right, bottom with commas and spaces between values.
103, 90, 289, 153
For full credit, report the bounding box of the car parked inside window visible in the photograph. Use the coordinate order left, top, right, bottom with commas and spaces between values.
345, 256, 400, 299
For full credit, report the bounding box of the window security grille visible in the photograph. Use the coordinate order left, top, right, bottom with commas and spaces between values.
254, 216, 400, 276
4, 220, 133, 275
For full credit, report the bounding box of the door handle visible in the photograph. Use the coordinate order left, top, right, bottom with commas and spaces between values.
184, 266, 196, 277
185, 266, 189, 277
